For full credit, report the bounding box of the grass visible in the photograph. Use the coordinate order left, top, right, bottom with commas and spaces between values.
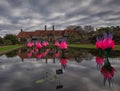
0, 43, 120, 54
114, 45, 120, 51
68, 43, 120, 51
68, 44, 95, 49
0, 45, 24, 54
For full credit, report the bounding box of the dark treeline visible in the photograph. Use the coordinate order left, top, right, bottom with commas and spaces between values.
66, 26, 120, 44
0, 34, 18, 46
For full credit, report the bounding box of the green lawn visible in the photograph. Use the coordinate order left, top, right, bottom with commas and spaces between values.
0, 45, 24, 54
68, 44, 120, 51
0, 44, 120, 54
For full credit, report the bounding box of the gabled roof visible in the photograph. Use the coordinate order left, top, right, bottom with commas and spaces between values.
17, 31, 34, 38
17, 30, 65, 38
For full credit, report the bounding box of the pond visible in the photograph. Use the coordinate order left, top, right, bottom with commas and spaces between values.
0, 47, 120, 91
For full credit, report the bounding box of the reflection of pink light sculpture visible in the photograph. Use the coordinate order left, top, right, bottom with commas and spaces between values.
54, 52, 60, 58
96, 56, 104, 65
27, 49, 34, 57
27, 52, 32, 57
35, 42, 42, 49
54, 41, 60, 47
100, 62, 115, 86
27, 42, 33, 48
42, 49, 49, 57
101, 66, 115, 79
60, 58, 68, 69
36, 53, 42, 59
59, 41, 68, 50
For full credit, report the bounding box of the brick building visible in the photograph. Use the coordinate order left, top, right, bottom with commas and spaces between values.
17, 25, 80, 42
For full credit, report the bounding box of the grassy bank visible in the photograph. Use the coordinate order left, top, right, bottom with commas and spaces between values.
0, 45, 24, 54
68, 44, 120, 51
0, 44, 120, 55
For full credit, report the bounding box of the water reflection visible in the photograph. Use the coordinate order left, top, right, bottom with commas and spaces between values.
60, 57, 68, 70
5, 49, 18, 57
100, 58, 115, 87
95, 52, 116, 87
0, 47, 120, 91
95, 56, 104, 69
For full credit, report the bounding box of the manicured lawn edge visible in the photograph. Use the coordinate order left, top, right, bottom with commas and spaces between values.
0, 45, 25, 55
68, 44, 120, 51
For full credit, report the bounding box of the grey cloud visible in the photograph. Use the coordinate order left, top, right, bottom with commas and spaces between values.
0, 0, 120, 36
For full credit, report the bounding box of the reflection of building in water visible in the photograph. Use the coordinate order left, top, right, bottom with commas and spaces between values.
17, 48, 95, 62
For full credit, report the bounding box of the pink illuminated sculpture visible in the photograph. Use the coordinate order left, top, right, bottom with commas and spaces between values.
27, 42, 34, 48
42, 41, 49, 52
54, 41, 60, 47
96, 33, 115, 50
96, 32, 115, 57
95, 37, 103, 49
42, 41, 49, 47
59, 41, 68, 50
35, 42, 42, 49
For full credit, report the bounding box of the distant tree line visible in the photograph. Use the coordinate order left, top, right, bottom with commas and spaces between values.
65, 25, 120, 44
0, 34, 18, 46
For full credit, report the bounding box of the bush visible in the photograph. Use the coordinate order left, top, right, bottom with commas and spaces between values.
4, 40, 12, 45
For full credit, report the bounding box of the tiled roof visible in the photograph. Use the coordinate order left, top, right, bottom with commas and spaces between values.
17, 31, 34, 38
17, 30, 65, 38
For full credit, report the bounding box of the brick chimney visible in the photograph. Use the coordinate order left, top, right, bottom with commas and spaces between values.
21, 28, 23, 32
52, 25, 54, 31
45, 25, 47, 31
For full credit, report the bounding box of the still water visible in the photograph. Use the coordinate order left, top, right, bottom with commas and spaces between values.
0, 48, 120, 91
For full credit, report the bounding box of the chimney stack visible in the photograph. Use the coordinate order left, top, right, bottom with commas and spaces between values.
53, 25, 54, 31
21, 27, 23, 32
45, 25, 47, 31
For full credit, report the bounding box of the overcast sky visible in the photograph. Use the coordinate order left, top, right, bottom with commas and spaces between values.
0, 0, 120, 37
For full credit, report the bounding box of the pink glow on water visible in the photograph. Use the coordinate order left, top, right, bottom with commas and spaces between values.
42, 49, 49, 57
54, 52, 60, 58
60, 58, 68, 65
96, 56, 104, 65
101, 66, 115, 79
36, 53, 42, 59
27, 51, 32, 57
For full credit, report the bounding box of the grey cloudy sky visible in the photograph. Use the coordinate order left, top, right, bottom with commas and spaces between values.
0, 0, 120, 37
